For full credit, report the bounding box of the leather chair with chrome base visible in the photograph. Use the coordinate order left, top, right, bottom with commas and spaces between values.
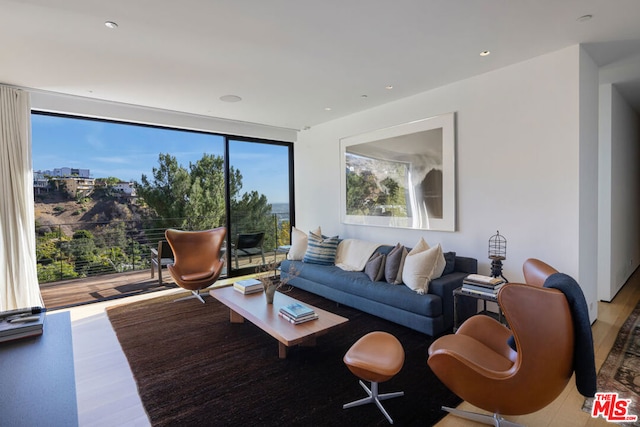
165, 227, 227, 303
427, 260, 596, 427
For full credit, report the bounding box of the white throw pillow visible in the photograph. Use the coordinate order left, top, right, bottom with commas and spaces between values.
403, 240, 446, 294
287, 226, 321, 260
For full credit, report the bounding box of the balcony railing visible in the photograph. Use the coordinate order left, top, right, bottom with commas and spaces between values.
36, 213, 291, 285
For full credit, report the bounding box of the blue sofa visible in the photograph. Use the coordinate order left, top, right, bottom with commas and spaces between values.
280, 245, 477, 336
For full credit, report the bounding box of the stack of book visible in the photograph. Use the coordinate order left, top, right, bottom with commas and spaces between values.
278, 302, 318, 324
0, 307, 46, 344
462, 274, 506, 297
233, 278, 263, 294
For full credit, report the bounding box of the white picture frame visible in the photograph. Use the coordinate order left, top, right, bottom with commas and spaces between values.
340, 112, 456, 231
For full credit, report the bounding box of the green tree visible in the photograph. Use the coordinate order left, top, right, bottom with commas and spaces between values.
278, 220, 291, 247
136, 153, 191, 228
231, 190, 274, 249
69, 230, 98, 276
346, 170, 379, 215
37, 261, 78, 282
136, 153, 271, 237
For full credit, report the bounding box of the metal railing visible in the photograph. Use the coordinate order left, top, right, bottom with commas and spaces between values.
36, 213, 291, 284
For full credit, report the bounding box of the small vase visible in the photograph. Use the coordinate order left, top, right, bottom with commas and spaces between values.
265, 285, 277, 304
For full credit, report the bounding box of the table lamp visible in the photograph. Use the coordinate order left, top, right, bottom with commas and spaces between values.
488, 230, 507, 282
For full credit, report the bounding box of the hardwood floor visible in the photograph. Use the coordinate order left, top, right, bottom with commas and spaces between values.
41, 270, 179, 310
65, 269, 640, 426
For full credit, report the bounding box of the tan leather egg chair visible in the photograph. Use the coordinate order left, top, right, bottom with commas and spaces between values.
428, 283, 575, 426
522, 258, 558, 287
165, 227, 227, 303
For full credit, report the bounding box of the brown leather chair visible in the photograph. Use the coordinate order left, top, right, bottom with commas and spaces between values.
165, 227, 227, 303
522, 258, 558, 287
427, 260, 582, 426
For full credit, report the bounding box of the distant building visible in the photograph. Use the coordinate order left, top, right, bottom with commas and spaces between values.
40, 167, 91, 178
113, 181, 136, 197
54, 177, 96, 198
33, 172, 50, 194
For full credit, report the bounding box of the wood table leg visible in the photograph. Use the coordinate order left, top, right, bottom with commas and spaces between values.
230, 309, 244, 323
278, 342, 288, 359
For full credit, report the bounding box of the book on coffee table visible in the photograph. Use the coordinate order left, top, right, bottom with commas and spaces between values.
278, 310, 318, 324
233, 278, 263, 294
280, 302, 315, 319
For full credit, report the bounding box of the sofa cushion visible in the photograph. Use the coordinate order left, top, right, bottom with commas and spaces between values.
303, 232, 339, 265
403, 242, 446, 294
288, 226, 321, 260
288, 261, 442, 317
364, 252, 386, 281
443, 251, 456, 275
385, 243, 408, 284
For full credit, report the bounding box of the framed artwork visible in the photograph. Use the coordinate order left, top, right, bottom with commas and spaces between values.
339, 112, 456, 231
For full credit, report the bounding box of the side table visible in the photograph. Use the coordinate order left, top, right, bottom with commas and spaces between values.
0, 311, 78, 426
453, 287, 506, 332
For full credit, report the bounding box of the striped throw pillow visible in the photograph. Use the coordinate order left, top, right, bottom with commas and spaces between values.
303, 232, 340, 265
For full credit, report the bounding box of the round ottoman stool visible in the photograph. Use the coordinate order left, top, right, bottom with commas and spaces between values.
343, 331, 405, 424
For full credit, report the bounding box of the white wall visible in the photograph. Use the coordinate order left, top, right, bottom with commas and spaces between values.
598, 84, 640, 301
295, 45, 600, 320
578, 47, 600, 317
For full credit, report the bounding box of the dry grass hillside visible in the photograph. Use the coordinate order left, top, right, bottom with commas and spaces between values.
34, 191, 143, 237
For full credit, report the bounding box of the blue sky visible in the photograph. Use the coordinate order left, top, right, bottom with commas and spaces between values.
31, 114, 290, 204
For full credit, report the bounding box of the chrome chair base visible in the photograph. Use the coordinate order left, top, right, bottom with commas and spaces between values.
174, 290, 206, 303
343, 380, 404, 424
441, 406, 523, 427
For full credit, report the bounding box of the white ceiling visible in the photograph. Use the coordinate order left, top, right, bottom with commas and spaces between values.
2, 0, 640, 131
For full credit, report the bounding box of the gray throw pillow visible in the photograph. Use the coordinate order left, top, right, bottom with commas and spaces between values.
443, 251, 456, 275
364, 252, 386, 282
385, 243, 407, 284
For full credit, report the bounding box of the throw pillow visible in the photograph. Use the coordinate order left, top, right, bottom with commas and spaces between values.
303, 232, 340, 265
403, 242, 446, 294
385, 243, 408, 285
443, 251, 456, 275
364, 252, 386, 282
287, 226, 321, 260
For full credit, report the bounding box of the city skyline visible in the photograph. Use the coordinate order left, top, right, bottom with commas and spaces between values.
31, 114, 290, 204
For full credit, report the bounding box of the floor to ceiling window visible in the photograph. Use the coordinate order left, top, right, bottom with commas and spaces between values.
228, 138, 293, 276
31, 112, 294, 303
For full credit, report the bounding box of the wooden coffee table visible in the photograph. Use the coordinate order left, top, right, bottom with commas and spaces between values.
210, 286, 348, 358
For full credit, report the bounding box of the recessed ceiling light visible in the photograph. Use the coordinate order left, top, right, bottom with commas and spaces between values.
385, 85, 393, 90
577, 14, 593, 23
480, 50, 491, 57
324, 107, 332, 111
104, 21, 118, 29
219, 95, 242, 103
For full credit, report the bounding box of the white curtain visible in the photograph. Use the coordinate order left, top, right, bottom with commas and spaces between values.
0, 85, 43, 310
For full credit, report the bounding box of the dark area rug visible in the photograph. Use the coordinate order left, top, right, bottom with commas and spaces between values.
107, 287, 461, 426
586, 301, 640, 425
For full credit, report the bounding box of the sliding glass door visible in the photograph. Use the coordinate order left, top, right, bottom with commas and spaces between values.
31, 112, 294, 289
227, 138, 294, 276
